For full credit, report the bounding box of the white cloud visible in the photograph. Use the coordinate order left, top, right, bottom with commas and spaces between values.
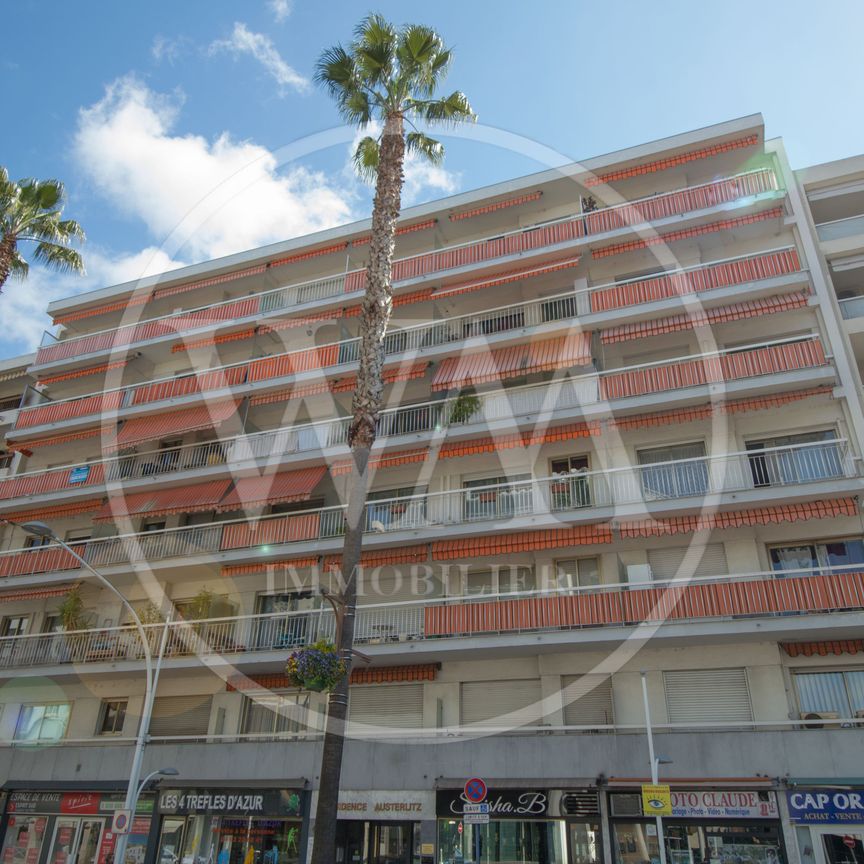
209, 23, 308, 94
73, 76, 352, 261
151, 35, 190, 65
0, 247, 186, 354
268, 0, 292, 22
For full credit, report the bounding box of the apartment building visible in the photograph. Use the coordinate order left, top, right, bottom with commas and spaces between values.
0, 114, 862, 864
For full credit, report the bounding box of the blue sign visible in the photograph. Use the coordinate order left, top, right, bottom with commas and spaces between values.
787, 790, 864, 824
68, 465, 91, 484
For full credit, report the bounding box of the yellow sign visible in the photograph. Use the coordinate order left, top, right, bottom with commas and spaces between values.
421, 844, 435, 856
642, 784, 672, 816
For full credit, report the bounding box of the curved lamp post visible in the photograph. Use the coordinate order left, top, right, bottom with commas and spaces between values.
16, 521, 160, 864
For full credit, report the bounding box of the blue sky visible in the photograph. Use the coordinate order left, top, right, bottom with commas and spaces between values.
2, 0, 863, 357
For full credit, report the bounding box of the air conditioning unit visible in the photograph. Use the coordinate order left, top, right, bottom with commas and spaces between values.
626, 564, 653, 586
801, 711, 841, 729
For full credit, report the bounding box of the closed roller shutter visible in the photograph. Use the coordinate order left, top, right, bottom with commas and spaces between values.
561, 675, 614, 727
149, 694, 213, 737
349, 684, 423, 729
663, 668, 753, 724
647, 544, 728, 580
461, 679, 543, 727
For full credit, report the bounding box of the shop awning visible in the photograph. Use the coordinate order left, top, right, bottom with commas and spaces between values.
214, 466, 326, 512
108, 401, 238, 451
431, 334, 591, 391
0, 582, 81, 603
94, 478, 233, 520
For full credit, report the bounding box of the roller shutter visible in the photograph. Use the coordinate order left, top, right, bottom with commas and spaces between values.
349, 684, 423, 729
461, 679, 543, 727
647, 544, 728, 580
663, 668, 753, 724
149, 694, 213, 736
561, 675, 614, 727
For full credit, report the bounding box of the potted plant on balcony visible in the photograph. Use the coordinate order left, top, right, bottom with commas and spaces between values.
447, 392, 481, 425
285, 639, 347, 692
56, 587, 94, 662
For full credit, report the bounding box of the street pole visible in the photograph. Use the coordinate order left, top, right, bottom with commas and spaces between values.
13, 522, 156, 864
640, 672, 668, 864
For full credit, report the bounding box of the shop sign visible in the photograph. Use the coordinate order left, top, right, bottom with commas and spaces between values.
436, 789, 549, 819
642, 785, 672, 817
7, 792, 153, 816
669, 790, 777, 819
337, 791, 435, 820
158, 789, 302, 817
787, 790, 864, 824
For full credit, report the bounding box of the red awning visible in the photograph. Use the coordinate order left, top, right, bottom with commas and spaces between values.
431, 334, 591, 391
94, 479, 233, 520
6, 499, 104, 523
214, 467, 326, 512
108, 401, 238, 451
0, 582, 81, 603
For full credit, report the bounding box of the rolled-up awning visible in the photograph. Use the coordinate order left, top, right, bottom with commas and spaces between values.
94, 479, 233, 521
108, 401, 238, 451
214, 466, 326, 512
431, 334, 591, 391
0, 582, 81, 603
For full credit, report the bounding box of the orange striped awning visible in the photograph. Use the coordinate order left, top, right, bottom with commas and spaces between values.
440, 422, 600, 459
600, 293, 809, 344
619, 498, 859, 538
431, 334, 591, 391
5, 499, 104, 523
94, 478, 232, 520
38, 360, 129, 385
330, 448, 429, 476
7, 426, 102, 454
108, 401, 238, 451
449, 192, 543, 221
221, 556, 319, 577
0, 582, 81, 603
323, 545, 429, 570
781, 640, 864, 657
432, 254, 582, 300
227, 663, 439, 692
214, 467, 326, 513
433, 524, 612, 560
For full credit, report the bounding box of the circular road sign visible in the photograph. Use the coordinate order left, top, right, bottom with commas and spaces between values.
464, 778, 487, 804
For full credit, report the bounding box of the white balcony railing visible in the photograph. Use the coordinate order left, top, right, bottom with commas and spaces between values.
0, 439, 853, 580
35, 168, 782, 366
0, 561, 862, 672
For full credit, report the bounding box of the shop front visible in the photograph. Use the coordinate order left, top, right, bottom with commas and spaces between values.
436, 788, 600, 864
334, 790, 435, 864
155, 787, 308, 864
787, 789, 864, 864
0, 791, 153, 864
607, 789, 785, 864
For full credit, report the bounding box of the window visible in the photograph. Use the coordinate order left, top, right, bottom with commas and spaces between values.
637, 441, 707, 499
254, 593, 316, 649
746, 430, 841, 486
663, 668, 753, 724
1, 616, 29, 637
64, 529, 92, 544
462, 308, 526, 338
24, 535, 51, 549
142, 521, 166, 533
463, 474, 532, 521
270, 498, 324, 516
541, 294, 578, 324
182, 511, 215, 527
769, 539, 864, 574
42, 616, 64, 635
14, 703, 71, 742
349, 684, 424, 729
241, 692, 309, 738
461, 679, 543, 727
647, 544, 728, 581
463, 566, 535, 596
98, 700, 127, 735
148, 695, 212, 737
365, 486, 427, 531
555, 558, 600, 589
794, 670, 864, 718
550, 456, 591, 509
0, 452, 13, 470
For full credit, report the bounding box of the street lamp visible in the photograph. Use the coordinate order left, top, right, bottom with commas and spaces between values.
640, 672, 670, 864
137, 767, 179, 800
16, 521, 158, 864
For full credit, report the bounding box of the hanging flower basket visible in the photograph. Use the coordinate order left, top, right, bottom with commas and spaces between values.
285, 640, 347, 692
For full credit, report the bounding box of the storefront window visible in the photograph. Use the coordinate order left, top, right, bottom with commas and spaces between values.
158, 817, 302, 864
437, 819, 566, 864
0, 816, 48, 864
568, 822, 602, 864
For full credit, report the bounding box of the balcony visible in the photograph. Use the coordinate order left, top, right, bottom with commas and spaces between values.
0, 438, 854, 581
33, 169, 783, 369
816, 214, 864, 243
10, 326, 829, 442
0, 564, 862, 673
839, 295, 864, 320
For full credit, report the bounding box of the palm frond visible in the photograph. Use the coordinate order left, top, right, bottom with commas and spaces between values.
352, 135, 380, 183
414, 90, 476, 126
405, 132, 444, 166
31, 242, 85, 275
8, 248, 28, 280
352, 14, 396, 88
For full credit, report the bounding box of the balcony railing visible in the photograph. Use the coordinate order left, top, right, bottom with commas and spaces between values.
35, 169, 781, 366
816, 214, 864, 243
12, 319, 826, 435
839, 295, 864, 320
0, 439, 852, 580
0, 563, 861, 671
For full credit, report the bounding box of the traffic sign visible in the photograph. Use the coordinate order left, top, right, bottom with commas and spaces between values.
464, 813, 489, 825
464, 804, 490, 814
111, 809, 132, 835
464, 778, 487, 804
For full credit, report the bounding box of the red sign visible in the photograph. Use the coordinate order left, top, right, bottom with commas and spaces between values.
457, 823, 463, 835
60, 794, 100, 815
844, 837, 857, 849
464, 779, 487, 804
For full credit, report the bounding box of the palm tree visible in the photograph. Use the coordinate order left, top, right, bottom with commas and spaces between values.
0, 168, 85, 294
311, 16, 475, 862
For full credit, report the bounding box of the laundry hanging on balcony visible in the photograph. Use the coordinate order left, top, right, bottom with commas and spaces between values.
107, 400, 240, 452
431, 334, 591, 391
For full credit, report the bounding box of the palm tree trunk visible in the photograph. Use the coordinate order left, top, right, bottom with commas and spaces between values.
0, 234, 15, 295
310, 113, 405, 864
